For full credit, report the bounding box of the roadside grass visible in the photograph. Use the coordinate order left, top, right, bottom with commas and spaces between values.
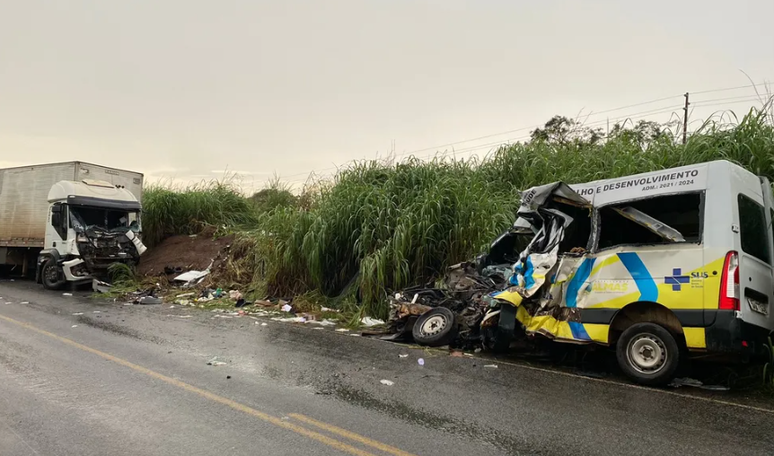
142, 178, 259, 248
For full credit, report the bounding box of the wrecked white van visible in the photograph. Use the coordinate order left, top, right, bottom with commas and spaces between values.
488, 160, 774, 385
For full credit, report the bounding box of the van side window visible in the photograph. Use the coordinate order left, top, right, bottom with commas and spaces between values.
738, 194, 770, 264
598, 193, 702, 250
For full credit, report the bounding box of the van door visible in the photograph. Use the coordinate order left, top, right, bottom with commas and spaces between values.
736, 182, 774, 331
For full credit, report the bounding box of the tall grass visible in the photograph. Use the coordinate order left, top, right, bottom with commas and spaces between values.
255, 107, 774, 318
142, 179, 258, 247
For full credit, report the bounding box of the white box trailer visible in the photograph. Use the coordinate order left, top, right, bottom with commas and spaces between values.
0, 161, 144, 273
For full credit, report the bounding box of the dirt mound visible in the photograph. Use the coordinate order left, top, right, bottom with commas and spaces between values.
139, 233, 233, 277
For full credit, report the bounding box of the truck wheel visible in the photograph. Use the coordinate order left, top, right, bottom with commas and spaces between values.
412, 307, 457, 346
42, 259, 66, 290
616, 322, 680, 386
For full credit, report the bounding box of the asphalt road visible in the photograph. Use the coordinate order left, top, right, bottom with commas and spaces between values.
1, 280, 774, 456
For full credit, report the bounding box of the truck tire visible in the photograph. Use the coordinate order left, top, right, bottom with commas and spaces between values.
616, 322, 680, 386
42, 258, 66, 290
412, 307, 457, 347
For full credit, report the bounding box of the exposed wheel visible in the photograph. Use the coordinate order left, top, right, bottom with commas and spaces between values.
42, 258, 66, 290
616, 322, 680, 386
412, 307, 457, 346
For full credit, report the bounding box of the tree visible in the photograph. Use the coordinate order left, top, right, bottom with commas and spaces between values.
530, 115, 603, 146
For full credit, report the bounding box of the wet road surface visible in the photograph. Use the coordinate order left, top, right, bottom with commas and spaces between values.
1, 280, 774, 456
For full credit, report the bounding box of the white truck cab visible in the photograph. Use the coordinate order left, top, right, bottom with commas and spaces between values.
37, 179, 146, 289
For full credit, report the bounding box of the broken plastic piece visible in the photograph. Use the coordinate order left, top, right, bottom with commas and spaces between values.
139, 296, 162, 305
380, 379, 394, 386
484, 364, 498, 369
399, 354, 409, 358
417, 358, 425, 366
92, 279, 112, 293
207, 357, 227, 366
360, 317, 385, 327
281, 304, 293, 312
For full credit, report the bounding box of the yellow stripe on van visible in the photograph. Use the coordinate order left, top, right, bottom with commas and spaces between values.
683, 327, 706, 349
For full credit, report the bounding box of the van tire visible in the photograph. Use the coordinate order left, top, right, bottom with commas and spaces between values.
42, 258, 66, 290
616, 322, 680, 386
412, 307, 457, 346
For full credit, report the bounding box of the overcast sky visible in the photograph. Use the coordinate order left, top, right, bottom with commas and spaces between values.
1, 0, 773, 193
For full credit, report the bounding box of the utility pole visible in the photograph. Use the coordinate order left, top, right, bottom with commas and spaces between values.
682, 92, 690, 145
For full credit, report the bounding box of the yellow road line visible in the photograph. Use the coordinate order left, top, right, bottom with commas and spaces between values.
290, 413, 417, 456
0, 314, 388, 456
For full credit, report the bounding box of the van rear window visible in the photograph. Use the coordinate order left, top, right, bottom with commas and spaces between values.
598, 193, 702, 250
738, 194, 770, 264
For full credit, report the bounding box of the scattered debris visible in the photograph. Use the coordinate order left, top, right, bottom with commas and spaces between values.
176, 292, 195, 298
173, 268, 210, 285
72, 312, 83, 316
228, 290, 243, 301
63, 293, 73, 296
20, 301, 29, 304
668, 377, 729, 391
335, 328, 350, 333
321, 307, 340, 313
361, 317, 386, 327
271, 316, 307, 323
380, 379, 395, 386
139, 296, 162, 305
399, 354, 409, 358
261, 322, 268, 326
92, 310, 101, 313
281, 303, 293, 313
71, 325, 78, 328
207, 357, 227, 366
418, 358, 425, 366
484, 364, 498, 369
306, 319, 337, 327
92, 279, 112, 293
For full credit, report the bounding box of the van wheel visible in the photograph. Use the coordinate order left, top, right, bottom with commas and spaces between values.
42, 259, 66, 290
412, 307, 457, 346
616, 323, 680, 386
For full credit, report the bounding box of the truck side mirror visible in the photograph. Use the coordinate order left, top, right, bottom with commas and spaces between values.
51, 205, 62, 214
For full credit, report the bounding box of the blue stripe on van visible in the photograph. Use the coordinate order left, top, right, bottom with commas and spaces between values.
523, 257, 535, 290
569, 321, 591, 340
617, 252, 658, 302
566, 258, 596, 308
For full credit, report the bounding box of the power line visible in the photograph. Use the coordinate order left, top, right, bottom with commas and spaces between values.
691, 82, 771, 95
277, 94, 693, 180
277, 83, 772, 185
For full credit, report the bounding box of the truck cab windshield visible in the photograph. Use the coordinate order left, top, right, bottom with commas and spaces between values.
69, 206, 141, 233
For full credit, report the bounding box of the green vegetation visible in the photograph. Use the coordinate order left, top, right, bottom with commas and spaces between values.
142, 179, 259, 247
142, 105, 774, 319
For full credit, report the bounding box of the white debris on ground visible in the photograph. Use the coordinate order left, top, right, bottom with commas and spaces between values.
360, 317, 385, 327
